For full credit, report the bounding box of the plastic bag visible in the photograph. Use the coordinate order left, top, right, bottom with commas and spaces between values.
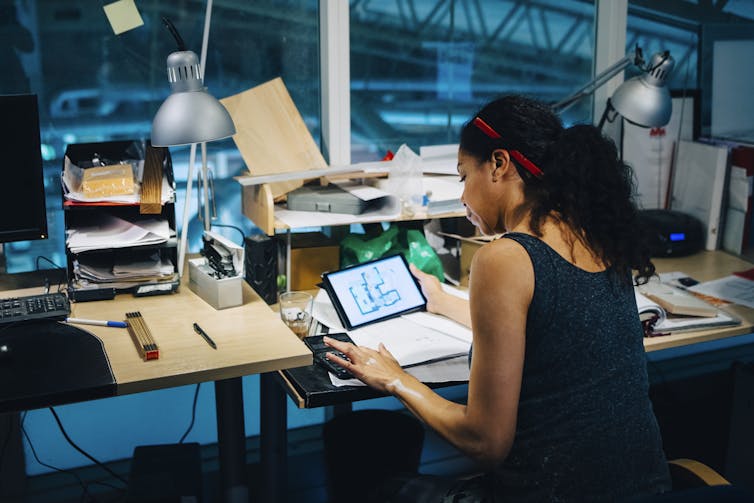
388, 144, 424, 216
340, 224, 444, 282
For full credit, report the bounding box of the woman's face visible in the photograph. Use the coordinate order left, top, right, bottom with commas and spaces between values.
458, 149, 501, 235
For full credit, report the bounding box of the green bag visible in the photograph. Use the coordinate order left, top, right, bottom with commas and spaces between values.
340, 224, 444, 282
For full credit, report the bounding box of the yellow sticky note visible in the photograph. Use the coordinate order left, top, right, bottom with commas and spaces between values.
103, 0, 144, 35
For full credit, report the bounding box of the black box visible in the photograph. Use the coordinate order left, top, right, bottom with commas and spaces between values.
244, 234, 278, 304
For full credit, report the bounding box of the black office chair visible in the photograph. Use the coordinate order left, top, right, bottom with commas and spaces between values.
323, 409, 425, 503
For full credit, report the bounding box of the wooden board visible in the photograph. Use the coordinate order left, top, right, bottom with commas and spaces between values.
221, 77, 327, 199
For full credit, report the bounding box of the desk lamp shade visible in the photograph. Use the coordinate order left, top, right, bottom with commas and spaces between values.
610, 51, 675, 128
151, 50, 235, 147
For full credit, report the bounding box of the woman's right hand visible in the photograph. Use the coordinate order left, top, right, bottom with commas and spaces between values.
410, 263, 472, 328
409, 263, 446, 314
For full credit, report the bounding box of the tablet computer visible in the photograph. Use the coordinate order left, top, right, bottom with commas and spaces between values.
321, 254, 427, 330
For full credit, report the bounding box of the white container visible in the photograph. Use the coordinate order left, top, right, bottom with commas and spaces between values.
188, 258, 242, 310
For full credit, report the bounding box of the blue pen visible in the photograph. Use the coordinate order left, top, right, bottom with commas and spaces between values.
66, 318, 128, 328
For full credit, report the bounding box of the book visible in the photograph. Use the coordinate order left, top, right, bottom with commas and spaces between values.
635, 287, 740, 334
638, 281, 718, 317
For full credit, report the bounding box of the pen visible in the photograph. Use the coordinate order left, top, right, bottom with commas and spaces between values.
66, 318, 128, 328
193, 322, 217, 349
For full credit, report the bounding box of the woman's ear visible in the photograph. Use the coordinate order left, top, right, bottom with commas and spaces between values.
491, 149, 511, 181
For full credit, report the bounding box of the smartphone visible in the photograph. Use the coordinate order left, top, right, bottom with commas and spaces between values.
304, 333, 356, 380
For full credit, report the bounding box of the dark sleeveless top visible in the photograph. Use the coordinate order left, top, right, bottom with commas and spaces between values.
487, 233, 671, 502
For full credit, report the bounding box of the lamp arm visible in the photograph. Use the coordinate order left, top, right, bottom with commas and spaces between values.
551, 47, 644, 114
199, 0, 213, 81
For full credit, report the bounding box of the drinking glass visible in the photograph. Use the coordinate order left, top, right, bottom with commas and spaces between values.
279, 291, 313, 339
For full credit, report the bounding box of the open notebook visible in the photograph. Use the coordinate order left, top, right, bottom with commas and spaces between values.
635, 285, 740, 334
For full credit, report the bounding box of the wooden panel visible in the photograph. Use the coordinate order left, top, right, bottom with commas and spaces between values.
241, 182, 275, 235
221, 77, 325, 199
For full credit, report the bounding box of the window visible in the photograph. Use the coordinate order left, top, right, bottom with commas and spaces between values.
1, 0, 320, 273
628, 0, 754, 141
349, 0, 596, 160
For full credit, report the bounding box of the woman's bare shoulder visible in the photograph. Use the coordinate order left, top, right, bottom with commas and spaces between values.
470, 235, 534, 297
473, 234, 532, 269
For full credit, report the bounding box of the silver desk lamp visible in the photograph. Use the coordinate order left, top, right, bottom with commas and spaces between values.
552, 45, 675, 129
151, 11, 235, 276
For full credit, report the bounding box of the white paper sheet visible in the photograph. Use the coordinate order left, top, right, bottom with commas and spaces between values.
329, 354, 470, 387
688, 275, 754, 308
333, 181, 391, 201
66, 215, 170, 253
275, 197, 402, 228
312, 288, 472, 386
420, 144, 459, 175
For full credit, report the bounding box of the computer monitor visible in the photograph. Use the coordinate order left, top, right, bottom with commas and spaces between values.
0, 94, 48, 244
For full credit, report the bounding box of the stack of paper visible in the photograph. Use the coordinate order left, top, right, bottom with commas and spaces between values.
66, 214, 171, 253
312, 286, 472, 386
420, 144, 458, 175
72, 250, 176, 288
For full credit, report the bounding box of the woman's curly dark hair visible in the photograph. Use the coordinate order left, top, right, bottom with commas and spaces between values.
459, 95, 654, 285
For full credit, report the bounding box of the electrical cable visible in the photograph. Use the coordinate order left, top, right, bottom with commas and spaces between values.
161, 17, 186, 51
179, 383, 202, 444
48, 407, 129, 486
20, 412, 94, 501
35, 255, 67, 293
209, 223, 246, 243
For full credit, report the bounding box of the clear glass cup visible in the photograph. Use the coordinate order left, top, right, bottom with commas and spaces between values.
279, 291, 314, 339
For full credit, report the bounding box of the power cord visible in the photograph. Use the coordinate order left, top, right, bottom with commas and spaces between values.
35, 255, 67, 293
20, 412, 95, 502
179, 383, 201, 444
209, 223, 246, 244
48, 407, 129, 486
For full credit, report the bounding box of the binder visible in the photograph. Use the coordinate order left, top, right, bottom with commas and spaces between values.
671, 140, 730, 251
723, 146, 754, 255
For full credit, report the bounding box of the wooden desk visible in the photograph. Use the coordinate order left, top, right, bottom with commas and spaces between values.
1, 278, 311, 503
65, 281, 311, 395
646, 250, 754, 352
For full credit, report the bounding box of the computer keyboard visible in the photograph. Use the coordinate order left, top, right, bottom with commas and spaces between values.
0, 292, 71, 325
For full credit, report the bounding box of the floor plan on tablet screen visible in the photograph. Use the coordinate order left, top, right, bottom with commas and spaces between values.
349, 264, 402, 314
326, 255, 426, 327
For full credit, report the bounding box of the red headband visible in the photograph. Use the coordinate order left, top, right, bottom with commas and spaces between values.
472, 117, 544, 179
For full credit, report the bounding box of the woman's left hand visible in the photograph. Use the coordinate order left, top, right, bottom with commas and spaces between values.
323, 336, 405, 393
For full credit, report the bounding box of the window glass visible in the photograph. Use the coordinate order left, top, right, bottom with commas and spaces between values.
1, 0, 320, 273
349, 0, 596, 161
626, 5, 699, 91
627, 1, 754, 142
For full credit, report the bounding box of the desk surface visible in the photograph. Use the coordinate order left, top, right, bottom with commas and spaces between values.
281, 250, 754, 408
4, 278, 312, 398
644, 251, 754, 351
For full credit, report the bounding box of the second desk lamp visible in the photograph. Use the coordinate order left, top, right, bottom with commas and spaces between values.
552, 45, 675, 130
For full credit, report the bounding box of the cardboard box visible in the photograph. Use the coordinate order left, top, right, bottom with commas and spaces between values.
188, 258, 242, 310
289, 232, 340, 290
440, 232, 498, 286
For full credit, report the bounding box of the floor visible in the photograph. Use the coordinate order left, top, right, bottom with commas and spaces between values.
19, 415, 478, 503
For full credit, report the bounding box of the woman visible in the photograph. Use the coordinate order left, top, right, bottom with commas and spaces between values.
325, 95, 671, 502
